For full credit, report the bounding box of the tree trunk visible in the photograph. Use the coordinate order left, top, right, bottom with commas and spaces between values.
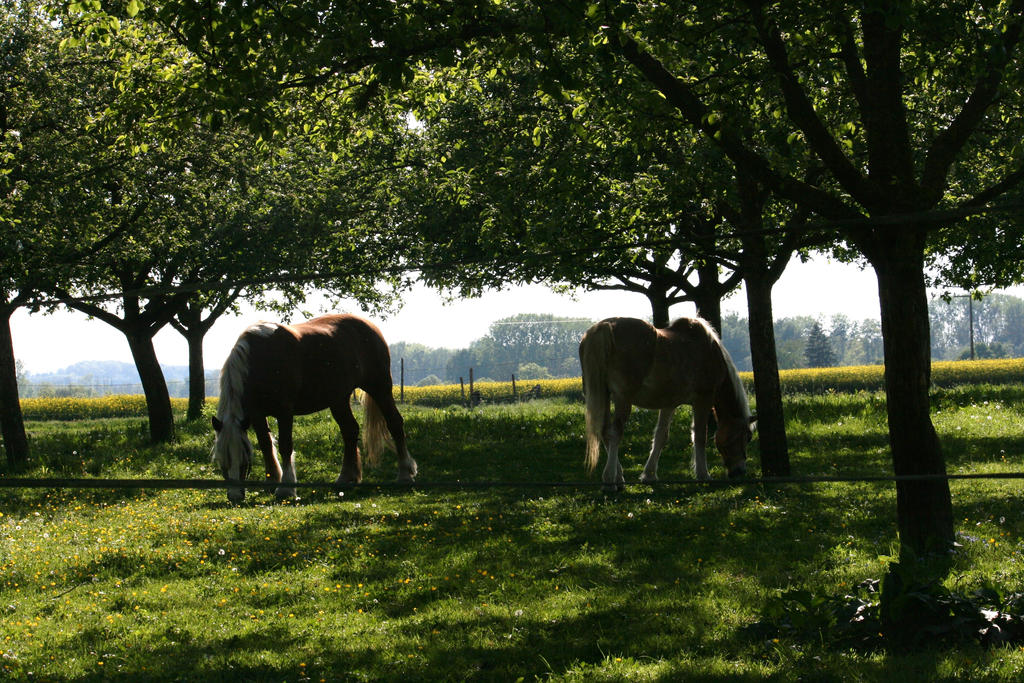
868, 235, 953, 556
0, 309, 29, 468
647, 289, 671, 328
692, 247, 724, 334
185, 328, 206, 421
126, 331, 174, 443
171, 293, 239, 422
693, 287, 723, 336
744, 272, 790, 476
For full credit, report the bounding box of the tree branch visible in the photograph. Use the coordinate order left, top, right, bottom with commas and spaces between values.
860, 7, 915, 191
963, 163, 1024, 209
50, 288, 128, 333
836, 13, 868, 113
610, 28, 859, 222
746, 1, 882, 209
920, 1, 1024, 203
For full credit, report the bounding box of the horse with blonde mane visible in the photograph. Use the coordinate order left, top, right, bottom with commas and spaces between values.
579, 316, 756, 492
212, 314, 417, 503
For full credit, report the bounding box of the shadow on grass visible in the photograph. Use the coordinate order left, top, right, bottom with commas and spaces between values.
25, 482, 916, 682
5, 398, 1019, 680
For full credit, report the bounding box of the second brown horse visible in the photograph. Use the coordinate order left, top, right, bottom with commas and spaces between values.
580, 316, 755, 491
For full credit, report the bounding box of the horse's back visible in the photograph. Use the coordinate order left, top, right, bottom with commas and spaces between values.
244, 314, 392, 416
603, 317, 659, 380
293, 313, 392, 387
581, 317, 657, 398
655, 318, 727, 396
585, 316, 725, 409
293, 314, 389, 361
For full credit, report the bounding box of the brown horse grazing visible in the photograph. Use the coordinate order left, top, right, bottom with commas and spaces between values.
212, 314, 417, 503
579, 316, 756, 491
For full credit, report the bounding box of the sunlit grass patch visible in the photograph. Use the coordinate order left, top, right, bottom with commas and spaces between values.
3, 384, 1024, 680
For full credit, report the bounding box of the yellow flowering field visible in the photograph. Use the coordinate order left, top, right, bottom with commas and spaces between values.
401, 358, 1024, 404
773, 357, 1024, 394
20, 395, 191, 421
17, 358, 1022, 420
398, 376, 583, 406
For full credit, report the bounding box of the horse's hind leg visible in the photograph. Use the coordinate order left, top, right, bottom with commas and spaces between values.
275, 414, 298, 500
330, 401, 362, 485
602, 400, 630, 492
640, 408, 674, 484
366, 388, 417, 482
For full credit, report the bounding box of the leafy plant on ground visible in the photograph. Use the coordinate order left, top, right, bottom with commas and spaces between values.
754, 561, 1024, 652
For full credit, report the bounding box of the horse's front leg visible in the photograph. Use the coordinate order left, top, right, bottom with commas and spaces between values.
253, 416, 282, 485
691, 401, 711, 481
275, 414, 298, 500
640, 407, 674, 484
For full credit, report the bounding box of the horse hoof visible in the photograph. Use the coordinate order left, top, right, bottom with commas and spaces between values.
602, 483, 624, 494
275, 487, 297, 500
402, 458, 418, 480
639, 474, 657, 485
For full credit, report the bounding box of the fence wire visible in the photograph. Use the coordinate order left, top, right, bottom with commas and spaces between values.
1, 471, 1023, 493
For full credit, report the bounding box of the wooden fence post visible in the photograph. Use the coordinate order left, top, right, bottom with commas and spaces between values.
512, 374, 517, 402
400, 357, 405, 403
469, 368, 475, 409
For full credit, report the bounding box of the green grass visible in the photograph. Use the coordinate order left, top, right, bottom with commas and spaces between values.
2, 391, 1024, 681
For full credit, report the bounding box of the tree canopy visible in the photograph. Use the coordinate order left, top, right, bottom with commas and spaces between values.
51, 0, 1024, 557
2, 3, 427, 449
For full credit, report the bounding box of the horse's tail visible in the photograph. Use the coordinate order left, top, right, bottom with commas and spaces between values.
580, 321, 613, 473
361, 391, 394, 468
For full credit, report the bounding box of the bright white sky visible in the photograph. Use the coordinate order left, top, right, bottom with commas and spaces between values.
11, 254, 1017, 375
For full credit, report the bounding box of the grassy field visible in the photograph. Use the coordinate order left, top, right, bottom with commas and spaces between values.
2, 386, 1024, 681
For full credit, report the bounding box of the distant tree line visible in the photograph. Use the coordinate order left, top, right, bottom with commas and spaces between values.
17, 294, 1023, 397
720, 313, 885, 372
16, 359, 217, 399
929, 293, 1024, 361
390, 314, 593, 386
723, 294, 1024, 371
390, 294, 1024, 386
725, 293, 1024, 371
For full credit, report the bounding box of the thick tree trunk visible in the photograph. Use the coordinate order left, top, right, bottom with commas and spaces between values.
172, 296, 237, 422
693, 290, 723, 337
126, 331, 174, 443
869, 236, 953, 556
185, 328, 206, 421
0, 309, 29, 468
744, 272, 790, 476
647, 290, 671, 329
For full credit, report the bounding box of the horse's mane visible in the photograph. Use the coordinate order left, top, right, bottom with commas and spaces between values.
217, 338, 250, 424
213, 323, 277, 469
693, 317, 751, 421
217, 322, 277, 422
